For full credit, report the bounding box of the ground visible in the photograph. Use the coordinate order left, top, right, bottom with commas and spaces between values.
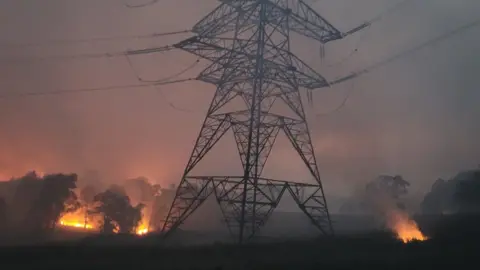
0, 234, 477, 269
0, 214, 479, 269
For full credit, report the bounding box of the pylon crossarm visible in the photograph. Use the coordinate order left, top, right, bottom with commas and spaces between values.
177, 36, 329, 89
265, 0, 342, 43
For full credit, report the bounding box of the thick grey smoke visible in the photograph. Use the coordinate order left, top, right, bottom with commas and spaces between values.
0, 0, 479, 211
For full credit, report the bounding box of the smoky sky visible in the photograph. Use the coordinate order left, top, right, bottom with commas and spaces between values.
0, 0, 479, 204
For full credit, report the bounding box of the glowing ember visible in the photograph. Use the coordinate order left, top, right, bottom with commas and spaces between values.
386, 209, 427, 243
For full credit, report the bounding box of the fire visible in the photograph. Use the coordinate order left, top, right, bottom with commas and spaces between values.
386, 209, 427, 243
135, 209, 150, 236
136, 226, 149, 235
57, 208, 97, 231
59, 210, 151, 235
59, 220, 93, 229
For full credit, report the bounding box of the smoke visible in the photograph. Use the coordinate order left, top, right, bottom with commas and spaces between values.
0, 0, 479, 205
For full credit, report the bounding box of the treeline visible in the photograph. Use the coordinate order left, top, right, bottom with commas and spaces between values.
0, 171, 173, 241
338, 167, 480, 216
421, 168, 480, 214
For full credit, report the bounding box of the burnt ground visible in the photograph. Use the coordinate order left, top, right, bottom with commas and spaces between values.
0, 214, 479, 269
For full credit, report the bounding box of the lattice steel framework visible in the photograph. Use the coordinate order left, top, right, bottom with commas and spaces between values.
161, 0, 366, 243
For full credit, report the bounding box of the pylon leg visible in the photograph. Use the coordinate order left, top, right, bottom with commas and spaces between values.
161, 177, 213, 234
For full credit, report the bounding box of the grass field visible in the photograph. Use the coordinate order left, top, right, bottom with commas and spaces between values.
0, 214, 478, 269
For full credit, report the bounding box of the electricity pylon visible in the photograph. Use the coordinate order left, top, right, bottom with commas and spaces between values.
161, 0, 366, 243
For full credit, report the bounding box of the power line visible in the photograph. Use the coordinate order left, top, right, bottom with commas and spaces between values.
0, 78, 194, 99
326, 0, 417, 68
125, 54, 203, 113
125, 55, 201, 83
314, 17, 480, 118
153, 84, 201, 114
315, 80, 355, 118
2, 15, 477, 101
368, 0, 417, 25
124, 0, 160, 8
329, 17, 480, 86
0, 44, 178, 63
0, 30, 190, 48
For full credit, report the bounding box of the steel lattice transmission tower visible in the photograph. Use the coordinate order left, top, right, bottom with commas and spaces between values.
162, 0, 365, 243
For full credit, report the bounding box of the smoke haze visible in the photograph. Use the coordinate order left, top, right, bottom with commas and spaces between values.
0, 0, 479, 209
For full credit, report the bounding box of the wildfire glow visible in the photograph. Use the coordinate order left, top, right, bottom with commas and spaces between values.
57, 208, 97, 231
59, 220, 93, 229
386, 210, 428, 243
136, 226, 149, 235
58, 209, 151, 236
135, 209, 150, 236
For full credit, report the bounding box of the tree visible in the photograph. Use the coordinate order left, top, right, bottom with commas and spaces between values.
366, 175, 410, 199
93, 187, 144, 234
26, 173, 80, 232
9, 172, 44, 229
454, 170, 480, 213
421, 178, 456, 214
421, 169, 480, 215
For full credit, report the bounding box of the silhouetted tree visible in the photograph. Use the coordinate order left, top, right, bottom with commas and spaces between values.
366, 175, 410, 199
421, 178, 456, 214
421, 168, 480, 215
340, 175, 410, 215
26, 173, 80, 233
9, 172, 43, 229
454, 170, 480, 213
93, 187, 144, 234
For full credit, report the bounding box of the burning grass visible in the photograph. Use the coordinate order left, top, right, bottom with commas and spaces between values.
386, 209, 428, 243
57, 206, 151, 236
58, 208, 98, 231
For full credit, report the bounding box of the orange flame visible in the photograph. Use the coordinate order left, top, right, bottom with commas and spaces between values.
57, 202, 153, 236
59, 220, 94, 229
135, 208, 150, 236
57, 208, 97, 231
386, 209, 427, 243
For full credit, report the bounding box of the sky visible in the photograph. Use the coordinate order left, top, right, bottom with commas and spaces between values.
0, 0, 479, 208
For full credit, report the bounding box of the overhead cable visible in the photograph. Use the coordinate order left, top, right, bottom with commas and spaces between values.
315, 80, 355, 118
0, 44, 178, 63
312, 17, 480, 118
0, 30, 190, 48
326, 0, 417, 68
327, 17, 480, 87
0, 78, 195, 99
124, 0, 160, 8
368, 0, 418, 25
125, 54, 202, 112
126, 56, 201, 83
153, 84, 200, 113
